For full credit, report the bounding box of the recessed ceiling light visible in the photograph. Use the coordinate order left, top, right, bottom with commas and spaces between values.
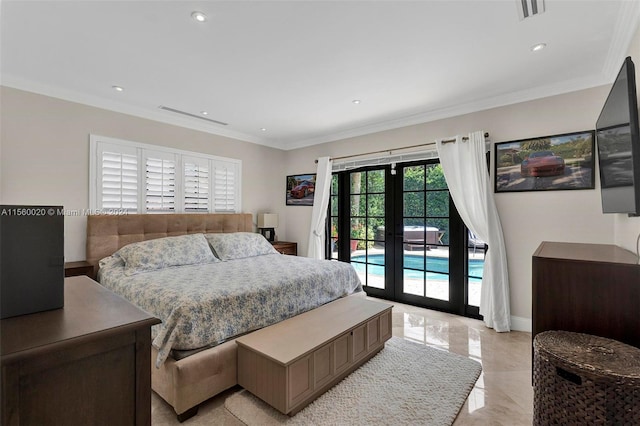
112, 85, 124, 92
201, 111, 208, 115
260, 128, 267, 132
352, 99, 361, 104
531, 43, 547, 52
191, 11, 207, 22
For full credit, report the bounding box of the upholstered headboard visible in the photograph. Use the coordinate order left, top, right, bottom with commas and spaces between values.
86, 213, 253, 272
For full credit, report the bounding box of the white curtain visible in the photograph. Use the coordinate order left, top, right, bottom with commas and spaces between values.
307, 156, 332, 259
436, 131, 511, 332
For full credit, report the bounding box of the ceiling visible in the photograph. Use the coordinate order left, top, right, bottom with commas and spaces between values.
2, 1, 638, 150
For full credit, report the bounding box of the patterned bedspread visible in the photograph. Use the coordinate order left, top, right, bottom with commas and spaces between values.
98, 254, 362, 366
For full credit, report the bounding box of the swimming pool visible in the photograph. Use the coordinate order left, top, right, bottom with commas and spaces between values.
351, 254, 484, 282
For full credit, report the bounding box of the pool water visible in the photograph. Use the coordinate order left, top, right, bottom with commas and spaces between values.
351, 254, 484, 282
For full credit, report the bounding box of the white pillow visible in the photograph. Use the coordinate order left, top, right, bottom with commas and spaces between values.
205, 232, 278, 261
116, 234, 217, 276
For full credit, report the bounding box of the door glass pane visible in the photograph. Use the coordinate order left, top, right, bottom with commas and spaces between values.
425, 164, 447, 189
426, 273, 450, 300
330, 216, 338, 260
350, 195, 366, 217
426, 247, 450, 301
468, 231, 486, 307
368, 217, 385, 243
330, 194, 338, 215
404, 165, 425, 190
350, 172, 364, 194
367, 169, 385, 192
328, 174, 339, 260
403, 269, 425, 296
368, 194, 385, 216
426, 191, 449, 217
403, 192, 424, 217
351, 251, 385, 290
430, 219, 449, 246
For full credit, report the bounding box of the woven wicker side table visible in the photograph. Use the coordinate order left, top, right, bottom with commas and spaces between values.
533, 331, 640, 425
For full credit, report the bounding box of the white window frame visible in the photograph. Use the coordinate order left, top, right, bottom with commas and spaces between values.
90, 135, 242, 213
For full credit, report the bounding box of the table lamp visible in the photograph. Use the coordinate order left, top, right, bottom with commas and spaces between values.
258, 213, 278, 242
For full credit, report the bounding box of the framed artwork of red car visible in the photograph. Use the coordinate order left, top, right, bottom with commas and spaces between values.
286, 174, 316, 205
494, 130, 595, 193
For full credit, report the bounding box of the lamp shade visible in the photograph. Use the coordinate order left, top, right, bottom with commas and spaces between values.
258, 213, 278, 228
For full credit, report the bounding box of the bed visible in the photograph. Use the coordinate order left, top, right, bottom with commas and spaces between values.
86, 213, 363, 421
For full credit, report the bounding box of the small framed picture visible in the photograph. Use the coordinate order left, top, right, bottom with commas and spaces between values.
494, 130, 595, 193
286, 174, 316, 206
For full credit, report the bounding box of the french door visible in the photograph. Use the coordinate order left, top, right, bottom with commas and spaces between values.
328, 160, 483, 318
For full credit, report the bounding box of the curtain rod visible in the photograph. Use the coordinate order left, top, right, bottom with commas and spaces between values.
315, 132, 489, 163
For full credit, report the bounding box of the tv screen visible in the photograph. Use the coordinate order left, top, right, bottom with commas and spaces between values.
596, 56, 640, 215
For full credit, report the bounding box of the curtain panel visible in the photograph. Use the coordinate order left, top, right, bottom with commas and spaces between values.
307, 156, 332, 259
436, 131, 511, 332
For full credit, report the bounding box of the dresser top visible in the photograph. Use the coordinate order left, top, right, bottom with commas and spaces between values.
1, 276, 160, 362
533, 241, 640, 265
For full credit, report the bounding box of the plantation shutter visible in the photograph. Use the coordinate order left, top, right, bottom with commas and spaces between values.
184, 156, 209, 212
145, 152, 176, 212
98, 144, 138, 212
213, 160, 238, 212
90, 135, 241, 213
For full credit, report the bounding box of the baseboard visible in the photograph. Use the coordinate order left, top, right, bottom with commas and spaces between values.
510, 316, 532, 332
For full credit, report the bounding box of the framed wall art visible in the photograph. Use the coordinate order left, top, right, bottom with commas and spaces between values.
286, 174, 316, 206
494, 130, 595, 193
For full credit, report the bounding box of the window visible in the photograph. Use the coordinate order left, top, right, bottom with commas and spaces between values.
145, 151, 176, 212
97, 143, 139, 212
212, 160, 239, 212
90, 135, 241, 213
183, 157, 209, 212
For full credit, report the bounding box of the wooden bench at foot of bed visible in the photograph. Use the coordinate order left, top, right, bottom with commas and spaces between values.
236, 296, 393, 415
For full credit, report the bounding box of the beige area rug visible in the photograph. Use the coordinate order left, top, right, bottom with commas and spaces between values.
225, 336, 482, 426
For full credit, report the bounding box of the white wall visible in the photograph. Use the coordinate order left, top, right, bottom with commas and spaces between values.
0, 87, 287, 261
284, 85, 616, 329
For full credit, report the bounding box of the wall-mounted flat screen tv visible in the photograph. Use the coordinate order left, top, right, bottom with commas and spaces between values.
595, 56, 640, 216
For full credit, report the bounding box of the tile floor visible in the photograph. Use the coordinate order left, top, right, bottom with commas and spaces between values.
152, 298, 533, 425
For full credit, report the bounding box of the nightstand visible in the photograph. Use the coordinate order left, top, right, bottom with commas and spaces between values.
271, 241, 297, 256
64, 261, 94, 278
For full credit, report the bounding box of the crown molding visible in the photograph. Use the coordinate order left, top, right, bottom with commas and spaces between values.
602, 0, 640, 81
283, 73, 609, 150
2, 70, 610, 152
1, 75, 290, 150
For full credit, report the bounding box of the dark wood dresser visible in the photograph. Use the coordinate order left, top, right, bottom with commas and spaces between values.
532, 241, 640, 349
1, 276, 160, 425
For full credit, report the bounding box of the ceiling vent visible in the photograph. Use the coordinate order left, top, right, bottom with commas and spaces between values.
517, 0, 545, 20
159, 106, 228, 126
